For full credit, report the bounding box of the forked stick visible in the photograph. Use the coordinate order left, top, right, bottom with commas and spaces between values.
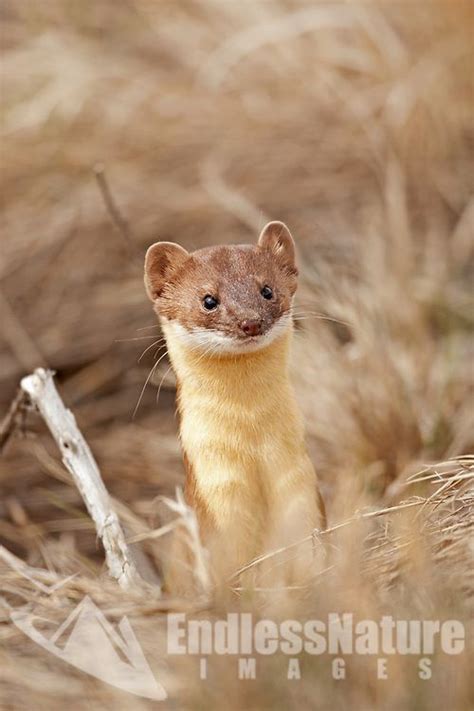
20, 368, 144, 590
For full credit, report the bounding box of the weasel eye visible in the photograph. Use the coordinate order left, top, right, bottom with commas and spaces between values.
203, 294, 219, 310
261, 285, 273, 300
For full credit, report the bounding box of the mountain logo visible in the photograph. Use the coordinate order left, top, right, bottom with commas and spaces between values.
10, 595, 167, 700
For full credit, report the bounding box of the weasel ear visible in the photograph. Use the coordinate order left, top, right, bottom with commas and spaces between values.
257, 221, 297, 275
144, 241, 189, 301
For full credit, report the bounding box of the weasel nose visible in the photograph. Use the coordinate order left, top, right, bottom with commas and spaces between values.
241, 319, 263, 337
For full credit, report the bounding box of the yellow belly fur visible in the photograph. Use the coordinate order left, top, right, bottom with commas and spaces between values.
162, 321, 325, 583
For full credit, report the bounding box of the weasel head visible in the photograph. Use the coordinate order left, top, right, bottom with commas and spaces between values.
144, 221, 298, 356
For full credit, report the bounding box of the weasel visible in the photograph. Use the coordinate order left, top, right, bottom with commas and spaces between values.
144, 221, 326, 586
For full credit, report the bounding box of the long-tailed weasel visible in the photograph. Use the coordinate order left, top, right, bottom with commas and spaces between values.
144, 221, 326, 586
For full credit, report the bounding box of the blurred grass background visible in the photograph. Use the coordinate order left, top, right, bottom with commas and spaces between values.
0, 1, 473, 709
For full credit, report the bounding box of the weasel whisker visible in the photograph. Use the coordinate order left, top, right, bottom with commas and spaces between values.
138, 338, 167, 363
291, 311, 351, 327
115, 335, 162, 342
156, 364, 174, 405
132, 348, 169, 419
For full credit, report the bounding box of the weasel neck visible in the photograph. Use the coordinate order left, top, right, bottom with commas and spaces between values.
162, 322, 294, 406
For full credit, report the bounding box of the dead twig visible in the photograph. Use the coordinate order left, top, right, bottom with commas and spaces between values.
160, 488, 211, 594
0, 289, 45, 373
93, 163, 135, 255
20, 368, 148, 591
0, 389, 28, 455
0, 544, 76, 595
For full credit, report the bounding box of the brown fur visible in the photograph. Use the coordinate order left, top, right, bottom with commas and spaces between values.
145, 222, 298, 341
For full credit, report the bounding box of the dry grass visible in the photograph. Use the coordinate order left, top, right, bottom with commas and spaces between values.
0, 1, 473, 709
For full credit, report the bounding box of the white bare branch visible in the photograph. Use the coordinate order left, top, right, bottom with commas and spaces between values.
20, 368, 146, 590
